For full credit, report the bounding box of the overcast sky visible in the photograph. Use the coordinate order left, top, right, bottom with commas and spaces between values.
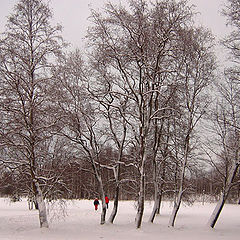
0, 0, 230, 50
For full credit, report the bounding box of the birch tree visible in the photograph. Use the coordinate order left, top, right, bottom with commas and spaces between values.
222, 0, 240, 63
168, 28, 215, 227
0, 0, 65, 228
87, 0, 198, 228
207, 0, 240, 228
95, 92, 129, 224
52, 50, 110, 224
207, 75, 240, 228
148, 86, 175, 222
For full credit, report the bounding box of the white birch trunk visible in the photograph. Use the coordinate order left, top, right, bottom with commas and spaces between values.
89, 152, 107, 225
135, 173, 145, 228
149, 147, 159, 223
149, 173, 160, 223
157, 160, 166, 215
135, 152, 146, 228
149, 192, 160, 223
108, 165, 120, 224
168, 189, 183, 227
207, 162, 239, 228
207, 194, 226, 228
98, 177, 107, 225
35, 182, 49, 228
108, 184, 119, 223
168, 140, 188, 227
100, 201, 107, 225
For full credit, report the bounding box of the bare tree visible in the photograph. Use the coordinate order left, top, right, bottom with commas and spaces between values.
95, 93, 129, 224
86, 0, 204, 228
222, 0, 240, 63
52, 50, 110, 224
148, 87, 175, 222
0, 0, 65, 228
207, 0, 240, 228
207, 74, 240, 228
168, 27, 215, 227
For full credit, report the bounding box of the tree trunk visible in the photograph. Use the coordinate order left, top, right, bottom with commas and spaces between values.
156, 193, 162, 214
34, 200, 39, 210
135, 121, 147, 229
135, 173, 145, 228
101, 203, 107, 225
157, 158, 166, 215
157, 187, 164, 215
149, 190, 160, 223
207, 194, 226, 228
168, 190, 183, 227
98, 177, 107, 225
108, 184, 119, 223
168, 142, 188, 227
108, 164, 120, 224
207, 162, 239, 228
35, 182, 49, 228
89, 153, 107, 225
149, 157, 160, 223
168, 130, 192, 227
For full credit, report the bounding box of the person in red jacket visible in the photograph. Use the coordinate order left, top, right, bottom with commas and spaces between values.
94, 198, 99, 211
105, 195, 109, 209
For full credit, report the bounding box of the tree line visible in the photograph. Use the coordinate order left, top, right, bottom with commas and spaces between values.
0, 0, 239, 229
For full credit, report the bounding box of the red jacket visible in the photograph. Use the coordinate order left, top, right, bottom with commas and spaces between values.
105, 196, 109, 204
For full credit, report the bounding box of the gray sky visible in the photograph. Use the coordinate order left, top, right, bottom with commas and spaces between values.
0, 0, 230, 49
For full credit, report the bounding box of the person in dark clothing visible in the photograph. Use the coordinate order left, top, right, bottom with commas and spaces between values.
94, 198, 99, 211
105, 195, 109, 209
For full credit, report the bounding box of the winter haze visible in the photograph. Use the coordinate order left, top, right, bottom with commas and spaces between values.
0, 0, 239, 239
0, 0, 230, 48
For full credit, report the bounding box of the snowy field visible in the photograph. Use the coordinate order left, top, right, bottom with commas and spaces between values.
0, 198, 239, 240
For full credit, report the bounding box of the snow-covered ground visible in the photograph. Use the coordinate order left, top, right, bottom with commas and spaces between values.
0, 198, 239, 240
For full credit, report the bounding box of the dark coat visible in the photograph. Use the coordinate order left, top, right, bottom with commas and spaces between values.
94, 199, 99, 205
